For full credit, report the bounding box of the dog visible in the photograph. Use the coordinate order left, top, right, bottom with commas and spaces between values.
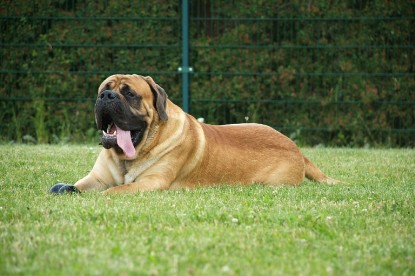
50, 74, 338, 195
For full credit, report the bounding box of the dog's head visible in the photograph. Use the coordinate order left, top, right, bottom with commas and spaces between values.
95, 74, 168, 158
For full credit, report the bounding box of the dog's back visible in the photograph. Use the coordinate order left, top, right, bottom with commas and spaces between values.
178, 122, 306, 186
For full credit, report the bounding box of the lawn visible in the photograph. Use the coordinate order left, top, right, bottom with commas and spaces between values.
0, 145, 414, 275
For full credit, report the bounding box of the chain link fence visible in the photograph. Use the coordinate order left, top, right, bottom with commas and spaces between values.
1, 1, 414, 146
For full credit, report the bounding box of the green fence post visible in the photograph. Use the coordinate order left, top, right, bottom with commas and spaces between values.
179, 0, 192, 113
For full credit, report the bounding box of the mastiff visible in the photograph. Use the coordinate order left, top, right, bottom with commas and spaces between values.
50, 74, 338, 195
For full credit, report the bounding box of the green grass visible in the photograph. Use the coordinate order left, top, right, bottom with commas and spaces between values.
0, 145, 414, 275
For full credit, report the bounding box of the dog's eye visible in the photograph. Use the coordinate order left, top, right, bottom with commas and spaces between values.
125, 91, 135, 98
121, 85, 136, 99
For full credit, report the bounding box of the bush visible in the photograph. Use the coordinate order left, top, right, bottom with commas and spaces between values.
0, 0, 413, 146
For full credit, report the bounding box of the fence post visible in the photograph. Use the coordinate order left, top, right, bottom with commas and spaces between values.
179, 0, 192, 113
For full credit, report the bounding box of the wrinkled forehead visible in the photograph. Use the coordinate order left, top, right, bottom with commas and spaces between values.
97, 74, 150, 95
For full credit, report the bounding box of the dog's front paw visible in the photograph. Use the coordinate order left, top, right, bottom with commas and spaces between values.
49, 183, 80, 194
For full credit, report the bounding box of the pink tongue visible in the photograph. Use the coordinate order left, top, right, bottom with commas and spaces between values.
115, 125, 136, 158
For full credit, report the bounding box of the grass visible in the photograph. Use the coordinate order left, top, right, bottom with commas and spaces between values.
0, 145, 414, 275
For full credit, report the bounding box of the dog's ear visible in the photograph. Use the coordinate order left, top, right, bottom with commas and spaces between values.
143, 76, 168, 121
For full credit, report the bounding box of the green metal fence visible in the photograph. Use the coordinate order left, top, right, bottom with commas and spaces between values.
1, 1, 414, 146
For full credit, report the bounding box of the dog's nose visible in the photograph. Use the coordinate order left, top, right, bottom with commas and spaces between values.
99, 90, 119, 102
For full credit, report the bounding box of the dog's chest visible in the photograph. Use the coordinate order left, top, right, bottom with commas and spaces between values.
122, 157, 158, 184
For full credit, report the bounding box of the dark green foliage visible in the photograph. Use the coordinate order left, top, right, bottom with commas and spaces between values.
1, 0, 414, 146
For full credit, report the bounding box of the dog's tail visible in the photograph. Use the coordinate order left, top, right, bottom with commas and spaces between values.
304, 156, 339, 184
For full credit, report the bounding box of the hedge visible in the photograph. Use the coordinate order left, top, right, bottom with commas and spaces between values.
1, 0, 414, 146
